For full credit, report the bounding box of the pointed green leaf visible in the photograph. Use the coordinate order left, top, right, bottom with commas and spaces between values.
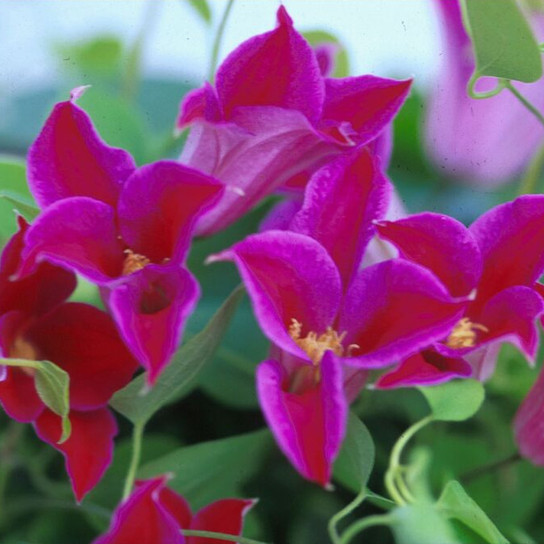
437, 481, 509, 544
333, 412, 375, 493
462, 0, 542, 82
186, 0, 212, 24
110, 285, 245, 425
419, 379, 485, 421
0, 358, 71, 443
138, 429, 272, 510
391, 504, 458, 544
0, 191, 40, 221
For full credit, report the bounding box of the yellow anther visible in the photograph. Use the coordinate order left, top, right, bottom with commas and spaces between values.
446, 317, 488, 349
9, 336, 39, 376
122, 249, 150, 276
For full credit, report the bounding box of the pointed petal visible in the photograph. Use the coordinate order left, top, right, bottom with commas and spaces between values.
18, 197, 124, 284
216, 6, 324, 123
340, 260, 466, 368
376, 212, 481, 297
314, 42, 340, 78
159, 487, 193, 529
259, 197, 302, 232
376, 349, 472, 389
34, 407, 117, 502
469, 196, 544, 306
118, 161, 224, 264
93, 476, 184, 544
321, 76, 412, 145
257, 353, 347, 486
0, 216, 77, 316
107, 264, 200, 385
210, 231, 342, 358
291, 148, 390, 288
177, 83, 222, 128
28, 93, 135, 208
188, 499, 255, 544
25, 303, 138, 410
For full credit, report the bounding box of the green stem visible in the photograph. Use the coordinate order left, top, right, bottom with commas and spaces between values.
467, 72, 506, 99
339, 514, 394, 544
181, 529, 269, 544
384, 415, 433, 505
519, 143, 544, 195
122, 420, 145, 500
504, 79, 544, 129
208, 0, 235, 81
328, 489, 366, 544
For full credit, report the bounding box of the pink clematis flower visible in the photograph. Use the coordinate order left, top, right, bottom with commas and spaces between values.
94, 475, 255, 544
0, 217, 139, 501
425, 0, 544, 185
211, 149, 466, 485
17, 89, 225, 384
375, 195, 544, 388
177, 5, 411, 235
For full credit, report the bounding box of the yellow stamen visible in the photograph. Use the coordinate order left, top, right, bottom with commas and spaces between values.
9, 336, 38, 376
446, 317, 488, 349
122, 249, 150, 276
288, 318, 358, 365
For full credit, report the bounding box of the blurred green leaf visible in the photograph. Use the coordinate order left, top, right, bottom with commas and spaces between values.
333, 412, 375, 493
0, 358, 71, 443
138, 428, 272, 510
186, 0, 212, 24
437, 480, 509, 544
303, 30, 350, 78
419, 379, 485, 421
110, 285, 244, 425
391, 504, 457, 544
462, 0, 542, 82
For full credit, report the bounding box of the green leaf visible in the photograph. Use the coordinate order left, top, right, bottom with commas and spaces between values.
462, 0, 543, 82
110, 285, 244, 425
138, 429, 272, 510
333, 412, 375, 493
0, 191, 40, 221
419, 379, 485, 421
186, 0, 212, 24
0, 358, 71, 443
302, 30, 350, 78
391, 504, 458, 544
437, 481, 509, 544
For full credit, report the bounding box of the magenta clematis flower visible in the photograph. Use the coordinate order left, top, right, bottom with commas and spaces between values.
94, 475, 255, 544
0, 218, 138, 501
211, 149, 466, 485
17, 90, 225, 384
425, 0, 544, 185
375, 195, 544, 388
177, 5, 411, 235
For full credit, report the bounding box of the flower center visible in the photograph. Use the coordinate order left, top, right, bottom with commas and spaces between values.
445, 317, 488, 349
288, 318, 358, 365
122, 249, 150, 276
9, 336, 38, 376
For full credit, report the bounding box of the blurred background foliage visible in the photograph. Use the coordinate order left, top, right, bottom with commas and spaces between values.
0, 1, 543, 543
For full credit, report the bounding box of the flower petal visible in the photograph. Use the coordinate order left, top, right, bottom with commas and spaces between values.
18, 197, 124, 284
340, 260, 466, 368
291, 148, 390, 288
158, 486, 193, 529
34, 407, 117, 502
375, 212, 481, 297
25, 302, 138, 410
28, 93, 135, 208
210, 231, 342, 358
188, 499, 256, 544
256, 352, 347, 486
177, 83, 222, 128
118, 161, 224, 264
215, 6, 324, 123
107, 264, 200, 385
93, 476, 184, 544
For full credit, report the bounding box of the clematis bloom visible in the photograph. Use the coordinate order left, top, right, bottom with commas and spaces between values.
0, 217, 138, 500
18, 90, 225, 384
94, 475, 255, 544
177, 5, 411, 235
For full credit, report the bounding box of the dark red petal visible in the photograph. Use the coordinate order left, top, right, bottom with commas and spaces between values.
159, 487, 193, 529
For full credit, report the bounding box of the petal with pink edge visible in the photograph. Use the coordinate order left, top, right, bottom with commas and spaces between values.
375, 212, 481, 298
340, 260, 466, 368
210, 231, 342, 358
216, 6, 324, 123
108, 264, 200, 386
28, 93, 135, 208
176, 83, 222, 128
34, 407, 117, 502
257, 352, 347, 486
93, 476, 184, 544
